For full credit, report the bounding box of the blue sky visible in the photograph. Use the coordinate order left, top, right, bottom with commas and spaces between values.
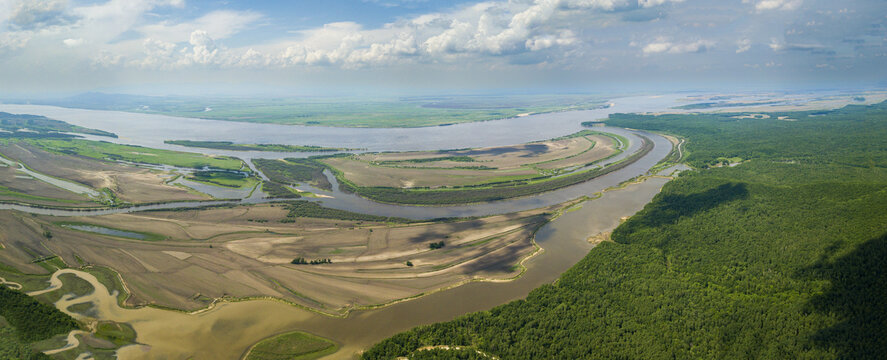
0, 0, 885, 95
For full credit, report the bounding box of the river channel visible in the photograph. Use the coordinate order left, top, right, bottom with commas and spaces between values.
1, 95, 685, 359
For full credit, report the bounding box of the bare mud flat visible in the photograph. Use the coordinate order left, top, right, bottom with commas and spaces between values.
16, 176, 671, 360
0, 143, 209, 204
322, 133, 617, 188
1, 201, 560, 312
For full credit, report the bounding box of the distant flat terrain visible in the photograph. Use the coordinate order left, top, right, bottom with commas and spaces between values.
8, 93, 609, 128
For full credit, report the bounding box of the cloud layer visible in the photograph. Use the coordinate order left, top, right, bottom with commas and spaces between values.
0, 0, 885, 92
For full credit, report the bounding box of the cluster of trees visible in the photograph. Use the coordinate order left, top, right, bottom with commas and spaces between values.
337, 137, 652, 205
188, 170, 250, 188
363, 101, 887, 359
0, 326, 52, 360
0, 284, 79, 343
290, 257, 332, 265
253, 157, 332, 190
282, 200, 412, 223
261, 181, 301, 199
429, 241, 446, 250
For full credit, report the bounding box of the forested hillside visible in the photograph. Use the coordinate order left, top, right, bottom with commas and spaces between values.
362, 102, 887, 359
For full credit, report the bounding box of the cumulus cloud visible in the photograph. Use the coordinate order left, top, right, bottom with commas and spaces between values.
7, 0, 69, 30
0, 0, 691, 70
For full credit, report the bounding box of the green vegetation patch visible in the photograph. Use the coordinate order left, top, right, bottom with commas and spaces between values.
282, 200, 411, 223
94, 321, 136, 346
363, 101, 887, 360
261, 181, 302, 199
0, 285, 79, 342
24, 138, 244, 171
0, 320, 53, 360
0, 112, 116, 138
246, 331, 338, 360
254, 158, 332, 190
187, 170, 256, 188
32, 273, 94, 304
165, 140, 351, 152
83, 266, 129, 306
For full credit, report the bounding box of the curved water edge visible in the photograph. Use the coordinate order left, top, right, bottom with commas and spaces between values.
0, 156, 100, 198
0, 95, 683, 160
24, 175, 676, 360
0, 276, 23, 290
0, 127, 671, 220
43, 330, 90, 356
0, 96, 686, 358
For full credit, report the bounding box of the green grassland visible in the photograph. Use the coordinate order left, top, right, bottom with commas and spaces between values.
363, 102, 887, 359
15, 138, 245, 171
94, 321, 136, 346
22, 93, 609, 128
165, 140, 352, 152
246, 331, 338, 360
186, 170, 259, 189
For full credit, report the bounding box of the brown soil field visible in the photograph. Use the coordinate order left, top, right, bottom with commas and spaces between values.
0, 143, 210, 203
322, 134, 617, 188
0, 202, 561, 314
0, 164, 94, 205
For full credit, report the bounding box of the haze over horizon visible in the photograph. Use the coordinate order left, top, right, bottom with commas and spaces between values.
1, 0, 886, 96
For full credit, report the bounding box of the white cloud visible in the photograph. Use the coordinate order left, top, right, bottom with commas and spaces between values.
7, 0, 68, 29
0, 31, 32, 51
182, 30, 220, 66
63, 38, 84, 47
642, 39, 714, 54
139, 10, 263, 43
736, 39, 751, 53
748, 0, 803, 12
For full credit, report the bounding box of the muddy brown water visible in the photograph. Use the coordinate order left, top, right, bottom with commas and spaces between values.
43, 177, 669, 360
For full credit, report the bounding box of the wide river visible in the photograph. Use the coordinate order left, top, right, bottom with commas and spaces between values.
1, 94, 688, 359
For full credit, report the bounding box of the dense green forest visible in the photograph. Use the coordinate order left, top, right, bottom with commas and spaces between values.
0, 285, 79, 359
363, 102, 887, 359
333, 137, 651, 205
260, 181, 302, 198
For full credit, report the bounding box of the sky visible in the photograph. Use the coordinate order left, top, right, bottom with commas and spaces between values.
0, 0, 886, 96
